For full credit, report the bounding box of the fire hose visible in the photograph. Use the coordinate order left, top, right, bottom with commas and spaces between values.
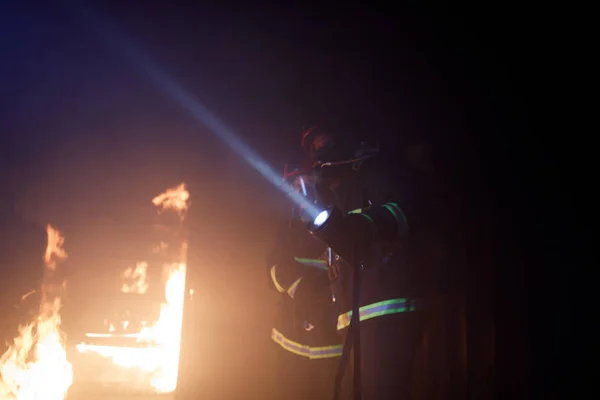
332, 245, 362, 400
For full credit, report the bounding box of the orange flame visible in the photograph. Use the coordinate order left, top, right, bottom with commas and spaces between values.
152, 242, 169, 254
152, 183, 190, 219
44, 225, 67, 272
77, 183, 190, 393
121, 262, 149, 294
0, 225, 73, 400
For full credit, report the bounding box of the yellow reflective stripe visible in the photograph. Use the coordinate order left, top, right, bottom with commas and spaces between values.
310, 344, 343, 359
383, 203, 400, 220
360, 213, 376, 225
271, 329, 342, 359
337, 298, 419, 330
348, 207, 375, 226
383, 202, 409, 233
294, 257, 329, 270
270, 265, 286, 293
287, 277, 303, 299
386, 202, 406, 220
271, 328, 310, 357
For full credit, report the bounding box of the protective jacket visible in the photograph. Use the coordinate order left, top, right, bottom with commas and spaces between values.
267, 219, 342, 360
314, 155, 431, 332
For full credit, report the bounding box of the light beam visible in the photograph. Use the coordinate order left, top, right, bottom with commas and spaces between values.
77, 7, 320, 220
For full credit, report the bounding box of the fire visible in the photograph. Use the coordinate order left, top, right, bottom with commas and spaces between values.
152, 242, 168, 254
0, 225, 73, 400
139, 262, 187, 391
152, 183, 190, 219
76, 183, 190, 393
121, 261, 149, 294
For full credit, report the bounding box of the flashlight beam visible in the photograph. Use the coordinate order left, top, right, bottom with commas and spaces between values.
77, 7, 320, 219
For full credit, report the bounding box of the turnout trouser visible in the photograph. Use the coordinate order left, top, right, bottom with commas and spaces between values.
339, 312, 427, 400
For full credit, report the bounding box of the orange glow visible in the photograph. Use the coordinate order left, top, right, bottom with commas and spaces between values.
43, 226, 67, 272
0, 225, 73, 400
152, 183, 190, 219
76, 183, 190, 393
121, 261, 149, 294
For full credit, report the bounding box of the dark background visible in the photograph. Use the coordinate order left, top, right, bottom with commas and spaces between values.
1, 2, 565, 399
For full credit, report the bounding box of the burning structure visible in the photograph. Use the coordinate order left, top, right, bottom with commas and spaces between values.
0, 183, 192, 398
72, 183, 191, 394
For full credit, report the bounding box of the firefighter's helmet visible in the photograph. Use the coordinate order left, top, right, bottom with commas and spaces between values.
301, 126, 338, 163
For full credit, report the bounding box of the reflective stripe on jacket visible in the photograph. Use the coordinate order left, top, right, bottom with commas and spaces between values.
271, 328, 342, 360
270, 264, 303, 299
271, 257, 329, 298
336, 298, 420, 331
293, 257, 329, 271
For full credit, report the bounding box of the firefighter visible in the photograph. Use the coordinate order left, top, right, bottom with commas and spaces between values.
300, 126, 431, 400
267, 160, 343, 400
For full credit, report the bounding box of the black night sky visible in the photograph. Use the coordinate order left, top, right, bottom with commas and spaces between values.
1, 2, 567, 400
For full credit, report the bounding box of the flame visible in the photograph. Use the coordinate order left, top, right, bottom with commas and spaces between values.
43, 226, 66, 272
121, 261, 149, 294
0, 225, 73, 400
152, 242, 168, 254
152, 183, 190, 219
76, 183, 190, 393
137, 262, 186, 391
